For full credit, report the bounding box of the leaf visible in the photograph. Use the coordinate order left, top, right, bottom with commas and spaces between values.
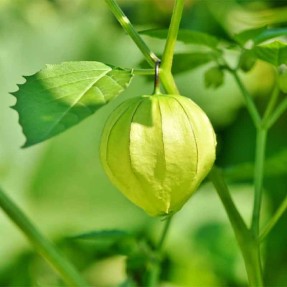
172, 52, 217, 74
71, 229, 133, 241
119, 278, 138, 287
139, 52, 217, 75
254, 27, 287, 45
140, 29, 219, 48
234, 26, 266, 45
11, 61, 133, 147
254, 41, 287, 66
235, 26, 287, 46
224, 149, 287, 181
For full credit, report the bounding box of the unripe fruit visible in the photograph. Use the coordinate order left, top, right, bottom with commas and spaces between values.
100, 94, 216, 216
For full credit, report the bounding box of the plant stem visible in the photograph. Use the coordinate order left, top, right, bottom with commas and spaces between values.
0, 187, 87, 287
146, 216, 173, 287
160, 0, 185, 95
157, 216, 173, 252
160, 69, 180, 94
209, 167, 264, 286
230, 70, 261, 128
161, 0, 184, 72
209, 167, 249, 244
262, 86, 279, 127
266, 97, 287, 128
105, 0, 160, 67
260, 194, 287, 241
133, 68, 155, 76
252, 129, 267, 236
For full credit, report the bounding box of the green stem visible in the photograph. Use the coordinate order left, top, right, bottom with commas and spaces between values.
262, 86, 279, 127
133, 69, 155, 76
146, 216, 173, 287
266, 97, 287, 129
161, 0, 184, 72
230, 69, 261, 128
160, 69, 180, 94
260, 194, 287, 241
209, 167, 249, 243
157, 216, 173, 252
0, 187, 87, 287
160, 0, 185, 95
105, 0, 160, 67
251, 129, 267, 236
209, 167, 264, 286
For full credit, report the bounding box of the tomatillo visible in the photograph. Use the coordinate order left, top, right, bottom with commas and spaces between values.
100, 94, 216, 216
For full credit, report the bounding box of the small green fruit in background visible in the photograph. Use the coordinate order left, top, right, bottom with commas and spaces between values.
100, 94, 216, 216
238, 50, 257, 72
204, 67, 224, 89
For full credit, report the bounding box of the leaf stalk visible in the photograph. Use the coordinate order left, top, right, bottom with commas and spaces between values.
0, 187, 87, 287
105, 0, 160, 67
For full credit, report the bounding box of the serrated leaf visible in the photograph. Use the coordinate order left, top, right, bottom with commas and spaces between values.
254, 41, 287, 66
71, 229, 133, 241
140, 29, 219, 48
12, 61, 133, 147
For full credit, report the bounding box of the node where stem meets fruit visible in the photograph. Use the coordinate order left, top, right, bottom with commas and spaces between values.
100, 94, 216, 216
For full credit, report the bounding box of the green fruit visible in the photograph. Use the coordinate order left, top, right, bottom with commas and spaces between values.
238, 50, 257, 72
204, 67, 224, 89
100, 94, 216, 216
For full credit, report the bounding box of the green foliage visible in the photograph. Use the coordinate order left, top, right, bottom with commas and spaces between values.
234, 26, 267, 45
224, 149, 287, 182
254, 41, 287, 66
12, 62, 133, 147
172, 52, 217, 74
71, 229, 133, 241
140, 29, 220, 48
234, 26, 287, 46
3, 0, 287, 286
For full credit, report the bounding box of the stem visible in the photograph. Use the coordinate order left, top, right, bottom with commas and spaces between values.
146, 216, 173, 287
251, 129, 267, 236
230, 69, 261, 128
0, 187, 87, 287
260, 195, 287, 241
133, 69, 155, 76
160, 69, 180, 94
209, 167, 264, 286
157, 216, 173, 252
160, 0, 185, 95
209, 167, 249, 242
105, 0, 160, 67
161, 0, 185, 72
266, 97, 287, 129
262, 86, 279, 127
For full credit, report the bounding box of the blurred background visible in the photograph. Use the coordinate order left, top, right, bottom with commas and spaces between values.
1, 0, 287, 286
